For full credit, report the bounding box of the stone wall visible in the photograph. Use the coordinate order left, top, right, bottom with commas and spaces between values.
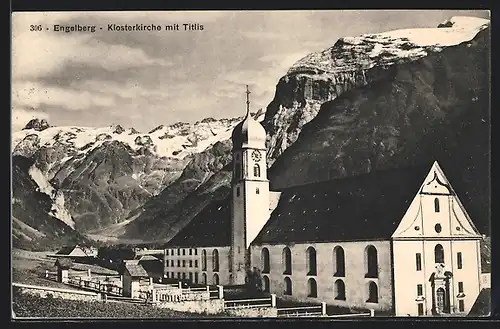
13, 283, 101, 302
155, 298, 225, 314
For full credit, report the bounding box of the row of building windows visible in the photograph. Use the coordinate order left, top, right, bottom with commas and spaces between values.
415, 246, 463, 270
272, 276, 379, 303
166, 259, 199, 268
166, 249, 220, 272
261, 245, 378, 278
165, 272, 220, 285
165, 248, 199, 256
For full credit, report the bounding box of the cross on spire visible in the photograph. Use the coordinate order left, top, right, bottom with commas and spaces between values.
245, 85, 251, 117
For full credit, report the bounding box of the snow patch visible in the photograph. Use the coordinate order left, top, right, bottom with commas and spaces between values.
28, 165, 54, 196
49, 192, 75, 229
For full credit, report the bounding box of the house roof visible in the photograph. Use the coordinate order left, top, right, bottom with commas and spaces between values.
252, 164, 432, 244
468, 288, 491, 317
55, 245, 88, 257
164, 199, 232, 248
138, 255, 162, 261
123, 261, 149, 277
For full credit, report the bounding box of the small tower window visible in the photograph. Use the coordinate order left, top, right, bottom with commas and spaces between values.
254, 164, 261, 177
234, 163, 241, 180
256, 187, 260, 194
236, 187, 240, 197
434, 198, 440, 213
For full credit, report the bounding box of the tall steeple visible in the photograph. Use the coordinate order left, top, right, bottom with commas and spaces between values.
230, 85, 270, 285
231, 85, 266, 150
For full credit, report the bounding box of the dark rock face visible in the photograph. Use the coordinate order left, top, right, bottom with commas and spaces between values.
11, 155, 87, 250
23, 118, 50, 131
123, 140, 233, 240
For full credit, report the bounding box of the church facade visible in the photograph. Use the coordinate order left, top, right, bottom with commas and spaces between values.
163, 90, 484, 316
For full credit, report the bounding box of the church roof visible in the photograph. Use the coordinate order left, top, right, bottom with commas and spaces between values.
163, 199, 232, 248
252, 164, 433, 244
163, 161, 488, 247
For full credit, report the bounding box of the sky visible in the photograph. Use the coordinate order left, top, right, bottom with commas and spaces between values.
11, 10, 490, 132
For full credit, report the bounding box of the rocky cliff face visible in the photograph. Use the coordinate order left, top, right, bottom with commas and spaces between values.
121, 16, 490, 241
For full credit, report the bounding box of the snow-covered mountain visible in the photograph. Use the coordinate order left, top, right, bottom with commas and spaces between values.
264, 16, 490, 163
11, 112, 264, 241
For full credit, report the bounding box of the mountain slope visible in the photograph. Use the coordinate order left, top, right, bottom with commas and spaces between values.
12, 155, 88, 250
122, 16, 490, 241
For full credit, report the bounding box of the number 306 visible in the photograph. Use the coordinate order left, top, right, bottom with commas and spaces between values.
30, 25, 43, 31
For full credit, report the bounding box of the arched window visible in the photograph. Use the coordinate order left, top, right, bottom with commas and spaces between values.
435, 244, 445, 264
306, 246, 317, 276
434, 198, 440, 213
333, 246, 345, 277
262, 275, 270, 293
229, 274, 233, 284
212, 249, 219, 272
213, 273, 219, 285
365, 245, 378, 278
284, 277, 292, 295
261, 248, 270, 273
228, 253, 232, 273
282, 247, 292, 275
307, 278, 318, 297
334, 279, 346, 300
202, 273, 207, 284
254, 164, 261, 177
201, 249, 207, 271
367, 281, 378, 303
234, 163, 241, 180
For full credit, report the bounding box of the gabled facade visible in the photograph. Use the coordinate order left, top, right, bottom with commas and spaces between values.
392, 161, 483, 316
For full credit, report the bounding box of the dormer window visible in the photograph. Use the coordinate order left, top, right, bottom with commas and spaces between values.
434, 198, 440, 213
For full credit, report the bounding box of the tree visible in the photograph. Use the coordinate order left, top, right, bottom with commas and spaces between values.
245, 267, 263, 297
55, 258, 73, 270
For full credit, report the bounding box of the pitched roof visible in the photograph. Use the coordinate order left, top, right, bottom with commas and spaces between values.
164, 161, 487, 247
164, 199, 232, 248
468, 288, 491, 317
252, 164, 432, 244
56, 245, 88, 257
123, 261, 149, 277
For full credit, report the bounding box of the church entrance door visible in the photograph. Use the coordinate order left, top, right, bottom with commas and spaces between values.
436, 288, 450, 313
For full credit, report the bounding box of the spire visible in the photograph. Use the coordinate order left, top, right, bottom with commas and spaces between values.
245, 85, 251, 118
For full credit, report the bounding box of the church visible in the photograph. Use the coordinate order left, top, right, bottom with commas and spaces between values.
162, 88, 485, 316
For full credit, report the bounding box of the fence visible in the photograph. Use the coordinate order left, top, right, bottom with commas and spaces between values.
277, 303, 326, 317
325, 310, 375, 318
66, 277, 123, 296
138, 284, 222, 303
224, 295, 275, 310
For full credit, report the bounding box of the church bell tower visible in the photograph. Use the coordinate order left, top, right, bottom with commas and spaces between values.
230, 85, 269, 285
